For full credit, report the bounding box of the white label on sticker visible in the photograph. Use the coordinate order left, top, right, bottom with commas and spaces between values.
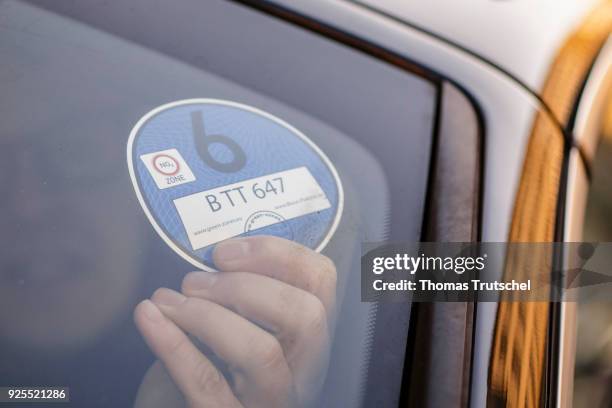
140, 148, 196, 189
173, 166, 331, 250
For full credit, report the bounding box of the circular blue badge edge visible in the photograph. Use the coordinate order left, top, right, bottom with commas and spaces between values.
126, 98, 344, 272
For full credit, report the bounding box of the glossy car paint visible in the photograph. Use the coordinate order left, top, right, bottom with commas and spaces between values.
352, 0, 599, 91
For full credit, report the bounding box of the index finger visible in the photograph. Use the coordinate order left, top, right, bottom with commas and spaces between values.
213, 236, 337, 312
134, 300, 242, 408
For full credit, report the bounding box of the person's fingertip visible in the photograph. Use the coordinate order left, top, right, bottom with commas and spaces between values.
213, 238, 251, 266
151, 288, 186, 307
136, 299, 165, 323
183, 271, 218, 291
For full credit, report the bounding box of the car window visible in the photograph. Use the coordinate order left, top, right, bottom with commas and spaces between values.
0, 0, 438, 406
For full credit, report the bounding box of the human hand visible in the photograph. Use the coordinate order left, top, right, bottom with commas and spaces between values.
134, 236, 337, 408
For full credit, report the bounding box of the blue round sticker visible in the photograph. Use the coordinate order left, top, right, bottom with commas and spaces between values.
127, 99, 343, 271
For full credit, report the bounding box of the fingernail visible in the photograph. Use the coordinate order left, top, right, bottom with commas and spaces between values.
183, 272, 217, 290
140, 300, 165, 323
214, 239, 250, 263
152, 288, 186, 306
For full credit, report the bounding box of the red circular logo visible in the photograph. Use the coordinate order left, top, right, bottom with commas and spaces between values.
152, 154, 180, 176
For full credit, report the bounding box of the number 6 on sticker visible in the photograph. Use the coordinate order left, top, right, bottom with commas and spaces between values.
191, 110, 247, 173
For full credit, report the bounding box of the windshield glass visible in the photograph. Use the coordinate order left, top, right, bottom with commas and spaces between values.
0, 1, 437, 406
